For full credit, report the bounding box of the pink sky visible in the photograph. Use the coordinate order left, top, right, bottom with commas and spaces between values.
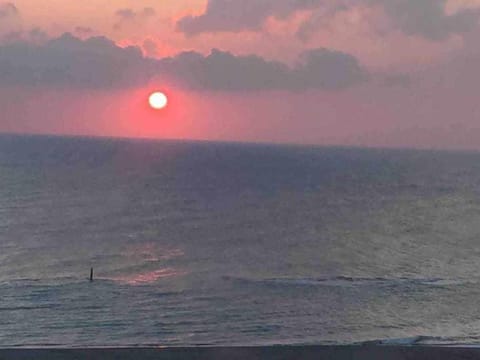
2, 0, 480, 149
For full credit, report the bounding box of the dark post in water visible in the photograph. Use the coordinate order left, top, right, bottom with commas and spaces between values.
90, 267, 94, 282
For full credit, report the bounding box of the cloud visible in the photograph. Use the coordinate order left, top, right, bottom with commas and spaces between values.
159, 47, 367, 91
0, 2, 17, 19
177, 0, 480, 41
28, 27, 48, 44
141, 7, 156, 18
0, 2, 21, 36
1, 27, 48, 45
0, 33, 154, 89
114, 7, 157, 30
0, 33, 367, 91
380, 0, 480, 40
177, 0, 325, 36
74, 26, 94, 36
308, 1, 480, 41
292, 48, 368, 89
1, 30, 22, 43
158, 49, 291, 90
115, 8, 136, 20
142, 39, 158, 58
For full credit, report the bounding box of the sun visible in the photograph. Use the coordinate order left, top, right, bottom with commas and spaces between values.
148, 91, 168, 110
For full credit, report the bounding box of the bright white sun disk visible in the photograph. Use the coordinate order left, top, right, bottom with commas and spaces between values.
149, 92, 168, 109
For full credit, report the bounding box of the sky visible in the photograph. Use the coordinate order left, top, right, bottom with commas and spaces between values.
2, 0, 480, 149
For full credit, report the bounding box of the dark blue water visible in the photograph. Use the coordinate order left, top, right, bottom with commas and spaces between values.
2, 134, 480, 347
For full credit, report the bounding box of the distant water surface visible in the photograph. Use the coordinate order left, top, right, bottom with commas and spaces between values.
2, 134, 480, 347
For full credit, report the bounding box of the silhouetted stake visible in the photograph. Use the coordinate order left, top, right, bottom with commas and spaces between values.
90, 267, 94, 282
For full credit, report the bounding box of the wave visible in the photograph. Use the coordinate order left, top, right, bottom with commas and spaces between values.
0, 267, 187, 287
360, 336, 440, 346
222, 275, 476, 288
0, 275, 86, 286
0, 304, 61, 311
359, 335, 480, 346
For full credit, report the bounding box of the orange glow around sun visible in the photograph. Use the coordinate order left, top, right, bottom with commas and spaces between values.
149, 91, 168, 110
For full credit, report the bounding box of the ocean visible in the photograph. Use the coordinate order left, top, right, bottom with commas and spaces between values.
2, 134, 480, 347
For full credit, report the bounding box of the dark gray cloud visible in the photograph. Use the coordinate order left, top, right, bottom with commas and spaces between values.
156, 45, 368, 91
380, 0, 480, 41
159, 49, 291, 90
0, 33, 155, 89
157, 47, 367, 91
177, 0, 480, 41
292, 48, 367, 90
158, 47, 367, 91
0, 33, 367, 91
177, 0, 324, 36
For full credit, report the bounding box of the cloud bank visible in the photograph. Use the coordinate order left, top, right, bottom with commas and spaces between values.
0, 34, 153, 89
0, 33, 367, 91
177, 0, 480, 41
380, 0, 480, 40
177, 0, 325, 35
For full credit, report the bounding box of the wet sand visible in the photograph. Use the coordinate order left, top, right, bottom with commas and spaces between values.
0, 346, 479, 360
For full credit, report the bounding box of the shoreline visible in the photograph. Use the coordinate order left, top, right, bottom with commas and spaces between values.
0, 346, 479, 359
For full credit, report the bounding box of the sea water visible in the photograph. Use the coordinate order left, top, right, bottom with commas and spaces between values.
2, 134, 480, 347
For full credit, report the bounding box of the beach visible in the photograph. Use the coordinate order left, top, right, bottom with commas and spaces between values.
0, 346, 479, 360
